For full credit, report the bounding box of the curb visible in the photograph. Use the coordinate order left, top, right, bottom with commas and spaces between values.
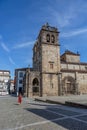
35, 98, 87, 109
65, 101, 87, 109
35, 98, 65, 105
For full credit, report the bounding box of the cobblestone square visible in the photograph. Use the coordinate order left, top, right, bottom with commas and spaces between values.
0, 95, 87, 130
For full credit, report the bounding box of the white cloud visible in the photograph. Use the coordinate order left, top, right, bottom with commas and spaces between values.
48, 0, 87, 28
49, 1, 77, 28
51, 10, 75, 28
13, 41, 34, 49
1, 42, 10, 52
61, 28, 87, 38
9, 57, 16, 65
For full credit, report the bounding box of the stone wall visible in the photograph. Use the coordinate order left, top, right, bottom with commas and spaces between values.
42, 73, 58, 96
66, 55, 80, 63
77, 73, 87, 94
42, 44, 60, 73
61, 63, 87, 71
61, 71, 87, 95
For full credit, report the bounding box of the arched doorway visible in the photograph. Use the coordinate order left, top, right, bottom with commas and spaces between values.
62, 76, 76, 95
32, 78, 39, 96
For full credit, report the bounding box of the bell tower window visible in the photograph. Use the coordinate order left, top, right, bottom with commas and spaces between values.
51, 35, 55, 43
46, 34, 50, 42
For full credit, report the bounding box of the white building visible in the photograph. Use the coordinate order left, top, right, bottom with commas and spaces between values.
15, 68, 27, 95
0, 70, 10, 95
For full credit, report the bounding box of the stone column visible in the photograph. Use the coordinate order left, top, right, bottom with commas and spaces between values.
75, 72, 79, 94
25, 68, 30, 97
58, 72, 62, 96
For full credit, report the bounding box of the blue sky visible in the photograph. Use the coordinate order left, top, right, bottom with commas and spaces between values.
0, 0, 87, 78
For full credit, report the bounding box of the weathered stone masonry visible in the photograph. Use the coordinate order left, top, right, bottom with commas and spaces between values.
24, 23, 87, 97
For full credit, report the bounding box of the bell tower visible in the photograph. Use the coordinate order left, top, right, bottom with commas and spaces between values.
33, 23, 61, 96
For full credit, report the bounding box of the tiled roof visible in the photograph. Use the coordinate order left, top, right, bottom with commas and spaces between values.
61, 50, 80, 56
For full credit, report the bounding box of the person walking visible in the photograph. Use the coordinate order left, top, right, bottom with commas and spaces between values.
18, 93, 22, 104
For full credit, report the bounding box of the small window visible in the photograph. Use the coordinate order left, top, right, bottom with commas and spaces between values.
85, 66, 87, 70
46, 34, 50, 42
51, 35, 55, 43
19, 72, 23, 77
19, 80, 22, 84
51, 83, 53, 88
50, 63, 53, 69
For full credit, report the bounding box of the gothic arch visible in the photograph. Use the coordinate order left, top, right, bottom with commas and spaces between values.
51, 35, 55, 43
62, 76, 76, 95
32, 78, 39, 96
46, 34, 50, 42
32, 78, 39, 86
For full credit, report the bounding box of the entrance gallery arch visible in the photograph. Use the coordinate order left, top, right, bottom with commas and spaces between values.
62, 76, 76, 95
32, 78, 39, 96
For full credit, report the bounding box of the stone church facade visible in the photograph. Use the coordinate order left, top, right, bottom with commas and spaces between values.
22, 23, 87, 97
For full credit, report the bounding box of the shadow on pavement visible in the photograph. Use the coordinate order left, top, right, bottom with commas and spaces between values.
14, 103, 20, 105
27, 102, 57, 107
24, 106, 87, 130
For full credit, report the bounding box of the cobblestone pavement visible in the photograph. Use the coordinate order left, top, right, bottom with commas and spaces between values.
0, 95, 87, 130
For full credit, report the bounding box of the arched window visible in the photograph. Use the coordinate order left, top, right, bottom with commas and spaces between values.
51, 35, 55, 43
46, 34, 50, 42
33, 78, 39, 86
32, 78, 39, 95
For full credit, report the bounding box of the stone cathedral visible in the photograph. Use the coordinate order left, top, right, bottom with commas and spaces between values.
24, 23, 87, 97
